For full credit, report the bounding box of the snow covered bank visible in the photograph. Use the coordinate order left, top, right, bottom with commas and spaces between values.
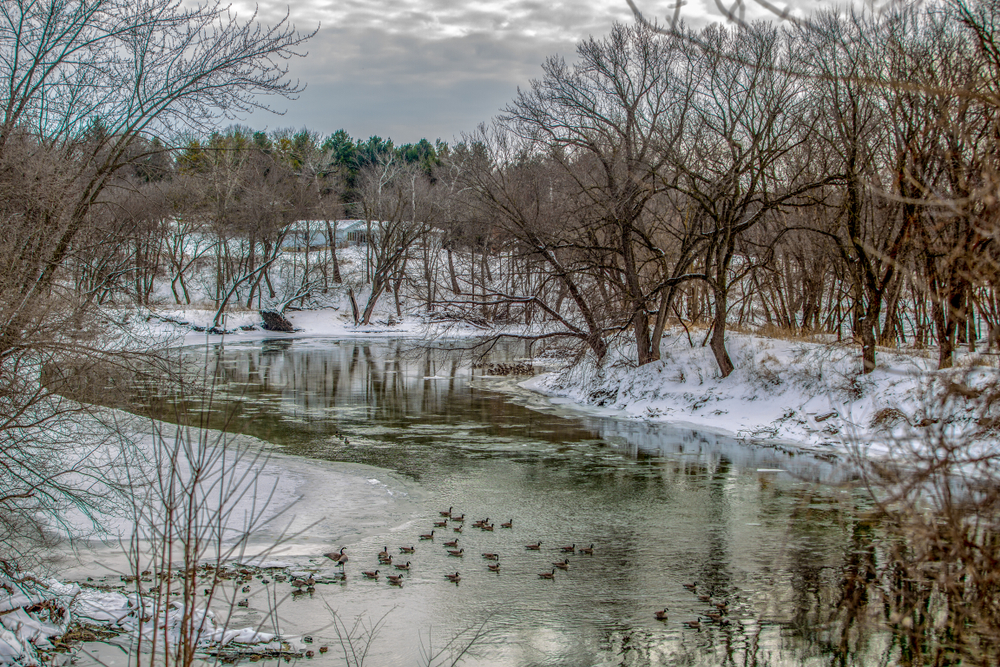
0, 566, 303, 667
0, 575, 78, 666
522, 329, 999, 456
140, 302, 487, 349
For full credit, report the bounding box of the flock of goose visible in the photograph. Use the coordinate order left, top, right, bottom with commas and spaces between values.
323, 506, 595, 587
322, 505, 725, 629
654, 581, 734, 629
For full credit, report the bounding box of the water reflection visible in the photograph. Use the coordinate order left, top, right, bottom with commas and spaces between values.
136, 338, 882, 666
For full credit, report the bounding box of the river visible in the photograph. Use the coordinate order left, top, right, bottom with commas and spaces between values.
72, 337, 882, 666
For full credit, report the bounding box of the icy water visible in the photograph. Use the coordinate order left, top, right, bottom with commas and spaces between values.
126, 338, 877, 666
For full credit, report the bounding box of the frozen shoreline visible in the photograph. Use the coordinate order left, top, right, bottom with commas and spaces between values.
2, 410, 422, 667
521, 330, 998, 463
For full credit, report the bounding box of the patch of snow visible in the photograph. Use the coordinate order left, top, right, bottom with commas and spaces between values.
0, 575, 293, 667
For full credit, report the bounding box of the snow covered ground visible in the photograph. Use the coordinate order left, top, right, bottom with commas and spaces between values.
523, 329, 999, 458
139, 293, 487, 350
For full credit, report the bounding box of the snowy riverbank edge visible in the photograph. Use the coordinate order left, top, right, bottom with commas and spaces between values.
521, 329, 999, 459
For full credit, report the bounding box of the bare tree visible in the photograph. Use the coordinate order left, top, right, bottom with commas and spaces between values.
0, 0, 313, 562
355, 156, 432, 324
503, 22, 691, 365
461, 126, 612, 360
666, 22, 827, 376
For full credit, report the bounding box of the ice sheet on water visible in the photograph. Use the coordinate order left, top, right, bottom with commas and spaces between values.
0, 594, 36, 615
0, 576, 74, 666
73, 591, 279, 648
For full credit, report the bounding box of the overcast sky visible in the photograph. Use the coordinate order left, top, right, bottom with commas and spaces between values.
234, 0, 839, 145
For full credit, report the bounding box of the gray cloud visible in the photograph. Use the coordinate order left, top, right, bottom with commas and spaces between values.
238, 0, 636, 142
237, 0, 854, 143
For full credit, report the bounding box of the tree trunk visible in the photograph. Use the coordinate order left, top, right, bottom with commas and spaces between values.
362, 276, 387, 324
621, 219, 656, 365
447, 247, 461, 294
348, 287, 360, 325
170, 274, 182, 305
710, 286, 734, 378
859, 315, 877, 374
326, 220, 342, 284
651, 286, 678, 351
933, 292, 958, 370
634, 309, 655, 365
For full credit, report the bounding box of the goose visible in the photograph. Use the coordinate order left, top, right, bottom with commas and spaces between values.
654, 608, 669, 621
324, 547, 349, 566
525, 542, 541, 550
472, 518, 489, 528
500, 519, 513, 529
487, 561, 501, 572
394, 561, 411, 571
450, 513, 465, 522
379, 555, 393, 566
553, 559, 570, 570
560, 544, 575, 553
377, 546, 389, 560
444, 539, 459, 548
453, 525, 463, 533
445, 572, 461, 583
482, 523, 495, 532
419, 530, 435, 540
434, 518, 448, 528
386, 574, 403, 586
579, 544, 594, 555
538, 569, 556, 580
683, 582, 698, 591
705, 611, 723, 623
399, 546, 415, 554
362, 570, 379, 580
481, 552, 499, 561
714, 602, 729, 612
440, 506, 453, 517
698, 594, 711, 603
684, 618, 702, 630
447, 548, 464, 557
